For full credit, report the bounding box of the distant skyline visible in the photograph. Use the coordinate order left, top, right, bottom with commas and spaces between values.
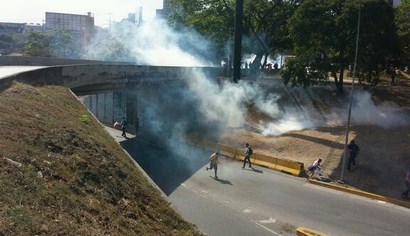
0, 0, 163, 26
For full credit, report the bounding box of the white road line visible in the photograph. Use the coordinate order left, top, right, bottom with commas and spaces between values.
253, 220, 281, 235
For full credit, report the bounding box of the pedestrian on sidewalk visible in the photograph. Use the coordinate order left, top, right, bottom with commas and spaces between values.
347, 139, 359, 172
401, 167, 410, 199
206, 152, 220, 179
242, 143, 253, 169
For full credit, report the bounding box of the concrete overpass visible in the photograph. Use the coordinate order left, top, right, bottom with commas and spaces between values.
0, 56, 224, 96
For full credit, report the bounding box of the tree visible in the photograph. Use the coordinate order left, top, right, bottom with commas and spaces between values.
242, 0, 297, 76
395, 0, 410, 65
168, 0, 235, 63
48, 30, 79, 58
24, 31, 80, 58
24, 32, 51, 57
0, 35, 15, 55
168, 0, 297, 76
283, 0, 398, 93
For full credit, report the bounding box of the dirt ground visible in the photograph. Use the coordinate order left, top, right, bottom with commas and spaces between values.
219, 73, 410, 200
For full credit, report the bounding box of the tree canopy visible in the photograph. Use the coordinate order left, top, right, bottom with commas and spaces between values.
24, 30, 79, 58
168, 0, 297, 73
395, 0, 410, 65
282, 0, 398, 93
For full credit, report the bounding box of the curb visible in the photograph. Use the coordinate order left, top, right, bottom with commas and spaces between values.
308, 179, 410, 209
296, 227, 328, 236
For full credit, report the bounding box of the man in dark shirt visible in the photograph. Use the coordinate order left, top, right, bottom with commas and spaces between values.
121, 116, 127, 138
347, 139, 359, 171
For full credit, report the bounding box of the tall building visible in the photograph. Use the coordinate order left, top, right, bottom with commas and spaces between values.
135, 7, 143, 26
156, 0, 170, 19
45, 12, 94, 47
126, 7, 142, 26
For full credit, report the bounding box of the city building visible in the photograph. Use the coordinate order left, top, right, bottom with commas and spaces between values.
45, 12, 95, 48
156, 0, 170, 19
125, 7, 142, 26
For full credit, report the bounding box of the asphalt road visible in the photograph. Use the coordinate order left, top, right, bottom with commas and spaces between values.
107, 128, 410, 236
2, 67, 409, 236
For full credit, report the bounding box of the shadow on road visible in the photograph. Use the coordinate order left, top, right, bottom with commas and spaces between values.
210, 176, 233, 185
119, 134, 210, 196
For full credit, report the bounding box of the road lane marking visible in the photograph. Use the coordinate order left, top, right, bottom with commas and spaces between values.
253, 220, 281, 235
259, 217, 277, 224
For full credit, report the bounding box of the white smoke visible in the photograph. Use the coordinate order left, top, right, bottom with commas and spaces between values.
344, 90, 408, 128
84, 17, 408, 140
84, 18, 213, 66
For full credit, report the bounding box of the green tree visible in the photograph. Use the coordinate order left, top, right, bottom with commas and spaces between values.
168, 0, 297, 75
24, 31, 80, 58
49, 30, 79, 58
395, 0, 410, 65
283, 0, 398, 93
242, 0, 297, 75
24, 32, 51, 57
168, 0, 235, 62
0, 35, 15, 54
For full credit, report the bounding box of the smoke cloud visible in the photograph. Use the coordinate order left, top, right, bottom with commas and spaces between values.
83, 18, 408, 179
83, 18, 214, 66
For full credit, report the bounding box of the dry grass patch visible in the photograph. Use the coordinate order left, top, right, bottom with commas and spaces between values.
0, 82, 203, 235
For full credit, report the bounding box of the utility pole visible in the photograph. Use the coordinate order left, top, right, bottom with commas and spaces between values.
233, 0, 243, 83
340, 6, 361, 182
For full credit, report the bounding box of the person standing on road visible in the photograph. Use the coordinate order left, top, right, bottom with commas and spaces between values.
242, 143, 253, 169
401, 167, 410, 199
206, 152, 219, 179
347, 139, 359, 172
121, 116, 127, 138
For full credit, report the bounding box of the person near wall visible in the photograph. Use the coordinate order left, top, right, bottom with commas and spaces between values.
120, 116, 127, 138
242, 143, 253, 169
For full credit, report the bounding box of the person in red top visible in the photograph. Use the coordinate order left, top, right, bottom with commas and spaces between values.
401, 167, 410, 199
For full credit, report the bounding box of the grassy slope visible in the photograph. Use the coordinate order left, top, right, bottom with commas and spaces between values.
0, 82, 203, 235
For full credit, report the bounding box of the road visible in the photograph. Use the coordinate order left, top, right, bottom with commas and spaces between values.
106, 128, 410, 236
0, 66, 45, 79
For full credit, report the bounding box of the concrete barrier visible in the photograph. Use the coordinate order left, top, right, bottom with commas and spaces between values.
184, 136, 304, 176
215, 142, 304, 176
296, 227, 328, 236
308, 179, 410, 209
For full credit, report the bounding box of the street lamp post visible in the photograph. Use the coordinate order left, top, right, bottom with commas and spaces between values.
233, 0, 243, 83
340, 6, 361, 182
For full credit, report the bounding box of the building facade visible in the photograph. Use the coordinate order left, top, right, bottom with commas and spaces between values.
45, 12, 94, 47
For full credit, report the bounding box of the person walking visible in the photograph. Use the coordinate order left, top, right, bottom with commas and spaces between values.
308, 158, 322, 179
347, 139, 359, 172
120, 116, 127, 138
242, 143, 253, 169
206, 152, 219, 179
401, 167, 410, 199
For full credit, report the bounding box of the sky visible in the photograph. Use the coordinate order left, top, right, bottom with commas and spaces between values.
0, 0, 163, 26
